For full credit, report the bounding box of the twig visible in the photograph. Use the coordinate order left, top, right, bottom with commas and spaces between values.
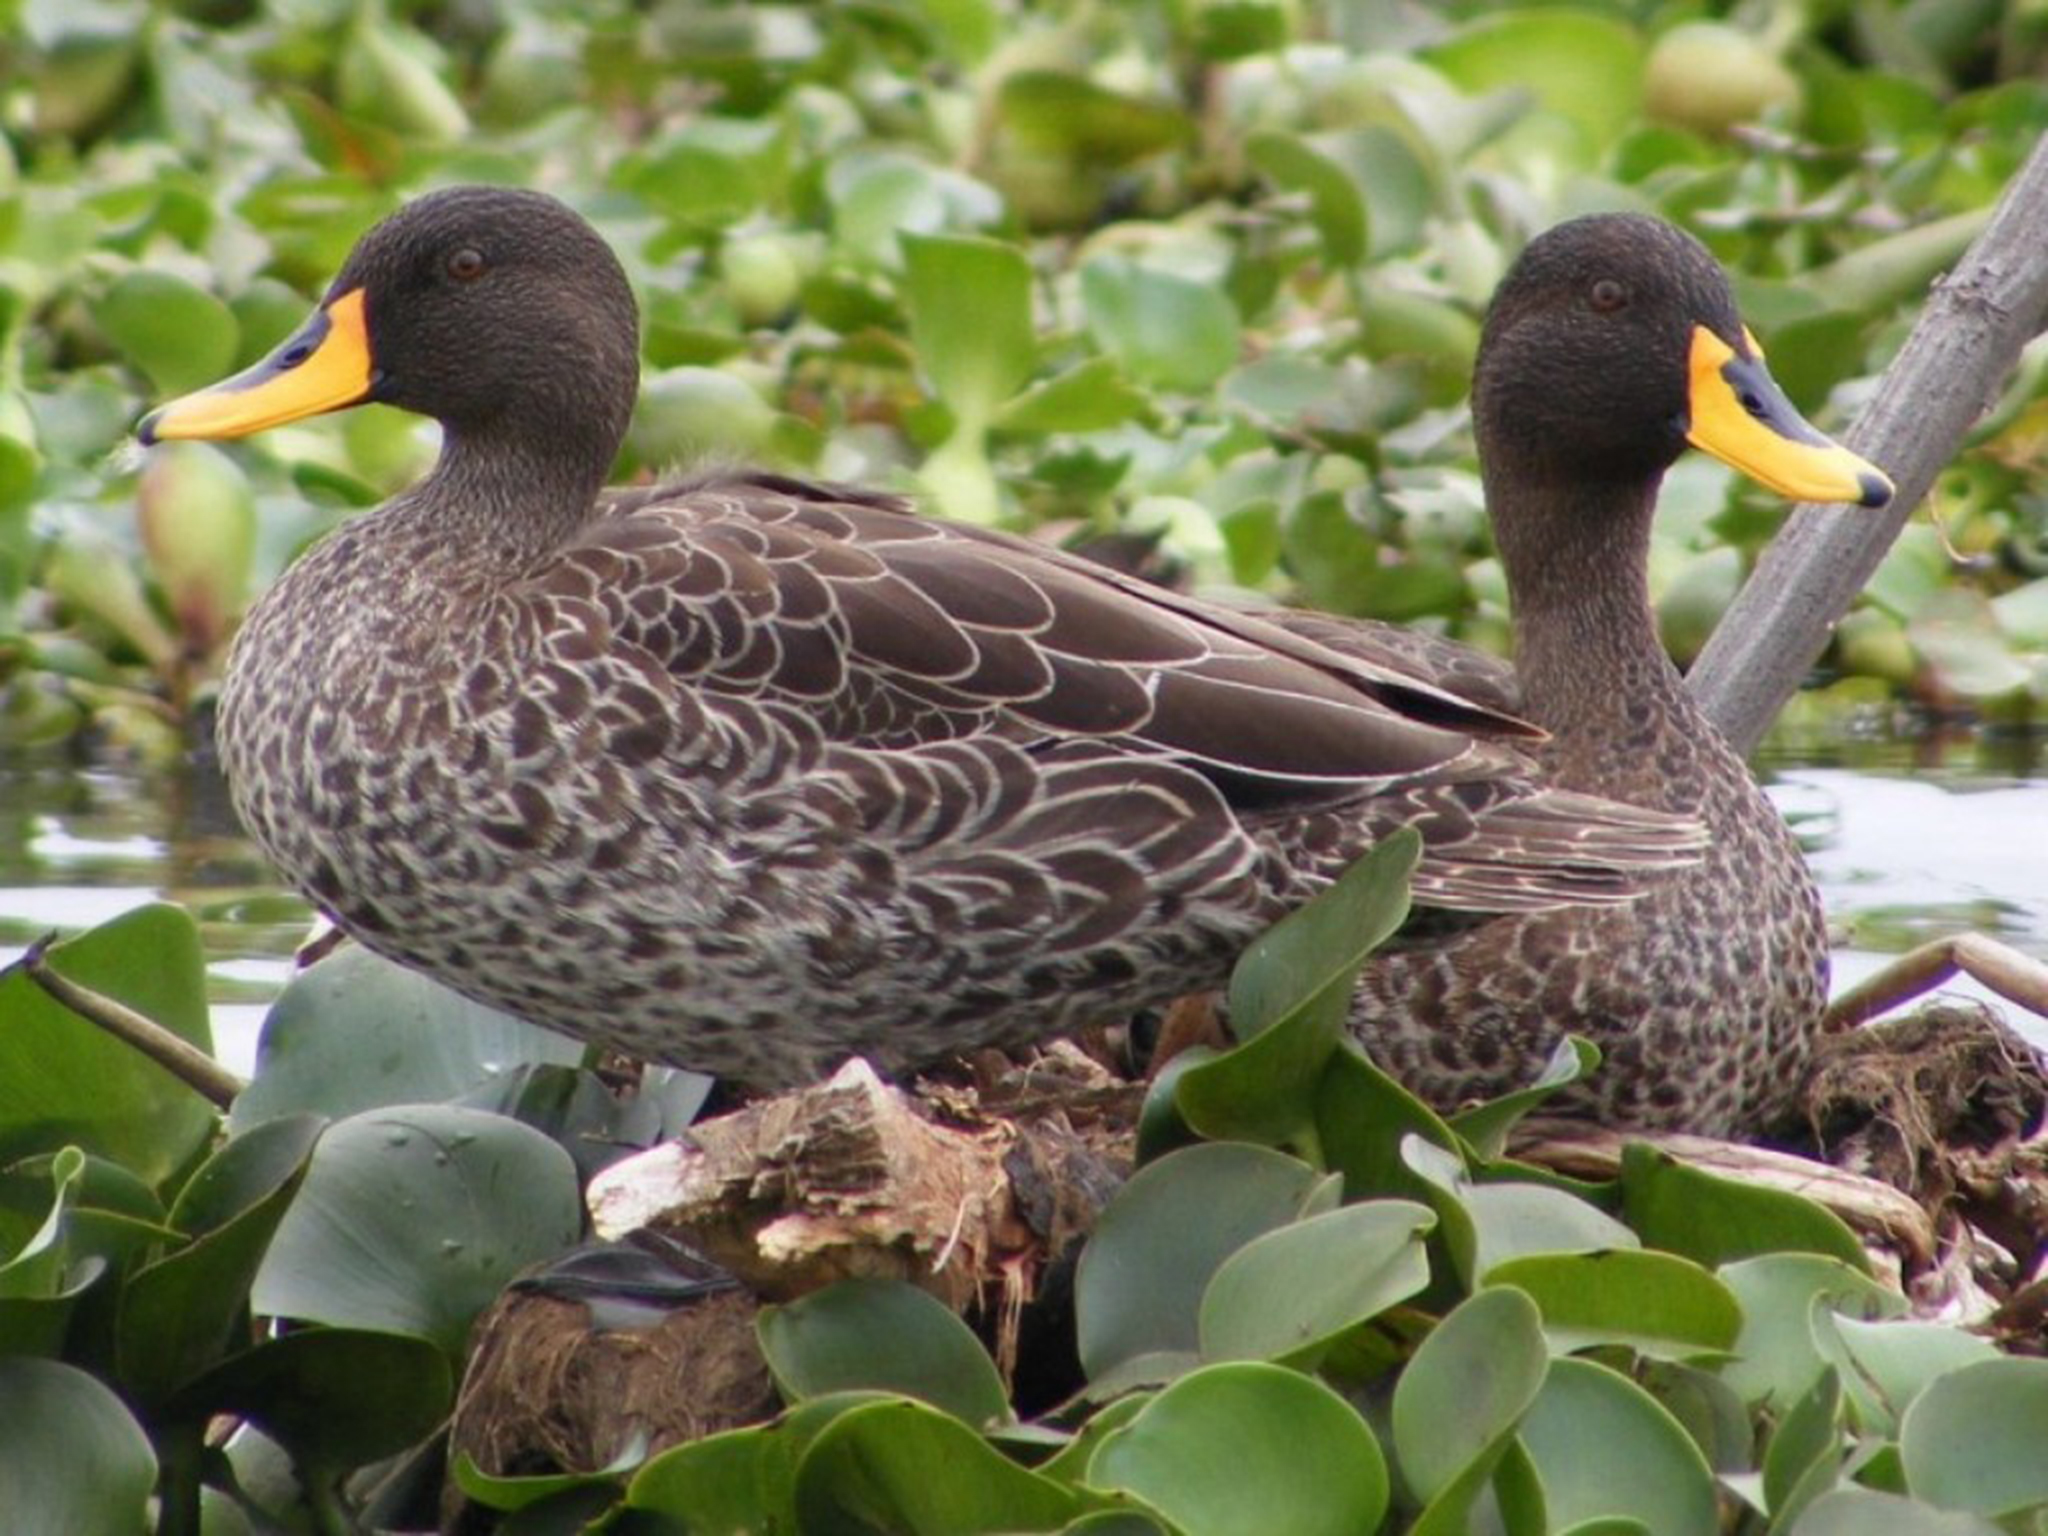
18, 932, 245, 1109
1823, 932, 2048, 1034
1689, 134, 2048, 753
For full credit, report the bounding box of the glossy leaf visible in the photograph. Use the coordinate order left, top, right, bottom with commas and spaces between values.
1314, 1045, 1464, 1207
757, 1278, 1011, 1428
252, 1104, 581, 1356
0, 1358, 156, 1536
116, 1113, 324, 1405
0, 904, 217, 1189
229, 944, 585, 1133
172, 1326, 452, 1473
1075, 1142, 1319, 1384
1762, 1365, 1844, 1528
1424, 10, 1646, 145
1087, 1362, 1388, 1536
92, 269, 239, 394
1198, 1198, 1433, 1364
1446, 1037, 1598, 1161
993, 357, 1150, 435
1620, 1144, 1867, 1270
1081, 257, 1240, 392
1818, 1313, 1999, 1434
1483, 1249, 1741, 1361
902, 234, 1035, 429
1393, 1286, 1547, 1530
1517, 1358, 1718, 1536
1718, 1254, 1904, 1409
1898, 1357, 2048, 1517
1247, 132, 1366, 267
1788, 1489, 2004, 1536
794, 1397, 1082, 1535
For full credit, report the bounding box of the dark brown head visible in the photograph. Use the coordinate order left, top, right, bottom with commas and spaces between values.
1473, 212, 1891, 509
140, 186, 641, 477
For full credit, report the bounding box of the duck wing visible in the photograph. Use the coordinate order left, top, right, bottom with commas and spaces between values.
561, 472, 1529, 813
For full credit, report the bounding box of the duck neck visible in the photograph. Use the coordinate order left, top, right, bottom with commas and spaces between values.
1491, 471, 1700, 769
404, 419, 614, 563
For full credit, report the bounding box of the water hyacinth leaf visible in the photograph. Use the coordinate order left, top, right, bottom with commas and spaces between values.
1086, 1361, 1388, 1536
1082, 258, 1241, 392
794, 1397, 1082, 1535
902, 234, 1035, 430
1819, 1314, 1999, 1433
757, 1278, 1011, 1428
1247, 132, 1367, 267
1619, 1144, 1866, 1270
1423, 9, 1645, 146
625, 1422, 796, 1533
252, 1104, 580, 1357
996, 71, 1193, 161
0, 1357, 156, 1536
1482, 1249, 1740, 1361
1898, 1356, 2048, 1517
1392, 1286, 1547, 1528
1517, 1358, 1719, 1536
1225, 826, 1417, 1038
91, 268, 239, 395
993, 357, 1150, 435
454, 1436, 648, 1513
1314, 1045, 1463, 1206
0, 904, 216, 1189
1717, 1254, 1904, 1409
172, 1327, 452, 1473
1447, 1037, 1598, 1161
1197, 1199, 1433, 1365
0, 1148, 96, 1356
137, 440, 255, 658
229, 945, 585, 1133
1787, 1489, 2005, 1535
1174, 978, 1346, 1147
116, 1113, 324, 1406
1762, 1365, 1845, 1529
1463, 1179, 1638, 1282
1062, 1513, 1173, 1536
1076, 1142, 1320, 1383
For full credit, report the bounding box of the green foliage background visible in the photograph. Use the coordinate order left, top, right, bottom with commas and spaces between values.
3, 0, 2048, 756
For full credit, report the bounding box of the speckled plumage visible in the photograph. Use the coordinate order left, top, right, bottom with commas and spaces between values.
149, 191, 1881, 1130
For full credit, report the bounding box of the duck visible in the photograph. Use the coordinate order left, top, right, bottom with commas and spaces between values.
139, 187, 1890, 1129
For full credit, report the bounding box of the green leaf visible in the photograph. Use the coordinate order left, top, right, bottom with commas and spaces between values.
1787, 1489, 2004, 1536
252, 1104, 581, 1357
1076, 1142, 1320, 1385
1087, 1361, 1388, 1536
0, 904, 217, 1189
116, 1114, 324, 1406
1227, 826, 1418, 1038
1177, 830, 1418, 1146
1483, 1249, 1741, 1361
1314, 1044, 1464, 1206
1405, 1142, 1636, 1287
794, 1397, 1082, 1535
1197, 1199, 1433, 1365
1424, 10, 1646, 146
996, 71, 1193, 160
91, 269, 239, 395
1447, 1037, 1598, 1161
1763, 1366, 1844, 1527
1620, 1144, 1867, 1270
0, 1148, 96, 1356
993, 357, 1149, 434
1819, 1314, 1999, 1435
1898, 1357, 2048, 1517
757, 1278, 1011, 1428
1517, 1358, 1719, 1536
1082, 258, 1240, 392
902, 234, 1036, 429
172, 1327, 452, 1474
1392, 1286, 1548, 1531
230, 946, 586, 1133
1717, 1254, 1904, 1409
0, 1358, 156, 1536
1247, 132, 1366, 267
626, 1392, 885, 1532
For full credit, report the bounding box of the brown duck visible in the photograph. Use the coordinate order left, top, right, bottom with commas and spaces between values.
141, 188, 1889, 1131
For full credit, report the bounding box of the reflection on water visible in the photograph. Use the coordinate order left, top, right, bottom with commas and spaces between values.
3, 720, 2045, 1073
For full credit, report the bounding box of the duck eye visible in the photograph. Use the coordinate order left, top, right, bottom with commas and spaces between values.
446, 248, 487, 282
1588, 277, 1628, 312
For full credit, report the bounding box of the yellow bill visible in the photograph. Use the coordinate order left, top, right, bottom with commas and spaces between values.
139, 289, 373, 445
1685, 327, 1892, 508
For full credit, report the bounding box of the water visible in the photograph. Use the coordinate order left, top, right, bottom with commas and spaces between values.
3, 728, 2045, 1077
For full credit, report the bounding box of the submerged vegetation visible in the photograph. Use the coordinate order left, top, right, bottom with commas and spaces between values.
2, 0, 2048, 1531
